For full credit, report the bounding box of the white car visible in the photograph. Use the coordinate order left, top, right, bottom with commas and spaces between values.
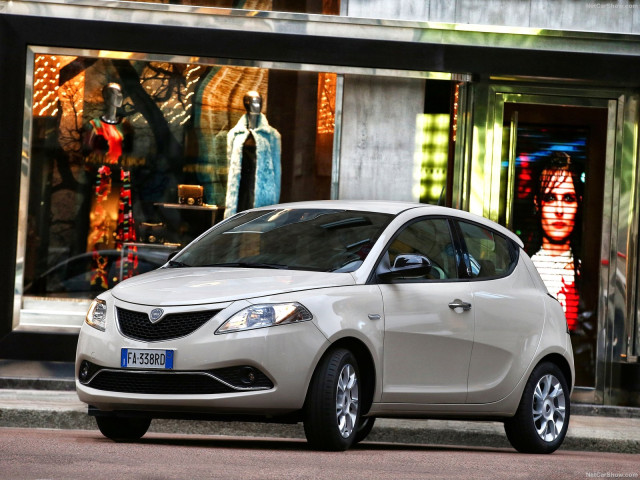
76, 200, 574, 453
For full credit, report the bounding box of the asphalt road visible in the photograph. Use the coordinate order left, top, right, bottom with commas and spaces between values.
1, 427, 639, 480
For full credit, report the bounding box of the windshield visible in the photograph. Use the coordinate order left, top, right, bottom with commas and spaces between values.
171, 209, 393, 272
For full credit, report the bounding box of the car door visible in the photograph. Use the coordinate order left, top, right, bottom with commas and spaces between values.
377, 217, 474, 404
456, 220, 545, 404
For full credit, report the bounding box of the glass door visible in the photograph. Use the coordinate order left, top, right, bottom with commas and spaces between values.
473, 84, 640, 405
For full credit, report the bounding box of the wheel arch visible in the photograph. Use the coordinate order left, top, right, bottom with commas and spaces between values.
536, 352, 574, 394
308, 336, 377, 416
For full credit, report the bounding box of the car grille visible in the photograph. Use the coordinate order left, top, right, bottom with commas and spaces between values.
83, 365, 274, 395
116, 307, 220, 341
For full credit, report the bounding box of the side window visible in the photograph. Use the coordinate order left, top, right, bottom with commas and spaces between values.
386, 218, 458, 280
458, 221, 516, 279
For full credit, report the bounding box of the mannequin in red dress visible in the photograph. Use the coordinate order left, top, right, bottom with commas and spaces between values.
85, 83, 137, 289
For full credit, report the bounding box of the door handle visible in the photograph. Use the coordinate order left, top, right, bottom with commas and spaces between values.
448, 299, 472, 311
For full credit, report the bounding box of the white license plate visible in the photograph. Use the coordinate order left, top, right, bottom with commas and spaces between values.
121, 348, 174, 369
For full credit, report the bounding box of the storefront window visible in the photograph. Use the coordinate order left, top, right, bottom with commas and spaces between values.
18, 48, 337, 328
121, 0, 340, 14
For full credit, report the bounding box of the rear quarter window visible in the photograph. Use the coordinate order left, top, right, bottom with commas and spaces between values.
457, 221, 518, 279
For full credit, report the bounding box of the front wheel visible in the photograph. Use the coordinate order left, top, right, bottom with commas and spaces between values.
354, 416, 376, 444
504, 362, 570, 454
303, 348, 361, 451
95, 416, 151, 442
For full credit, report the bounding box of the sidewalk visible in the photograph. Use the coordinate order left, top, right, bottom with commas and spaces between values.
0, 388, 638, 453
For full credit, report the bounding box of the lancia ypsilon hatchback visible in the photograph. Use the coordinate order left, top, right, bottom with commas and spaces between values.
76, 200, 574, 453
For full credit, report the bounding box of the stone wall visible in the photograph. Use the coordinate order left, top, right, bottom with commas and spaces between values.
345, 0, 640, 35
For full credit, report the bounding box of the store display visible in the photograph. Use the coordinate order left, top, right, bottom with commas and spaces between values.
529, 152, 581, 331
21, 52, 335, 311
139, 222, 166, 244
224, 91, 281, 217
178, 184, 204, 206
85, 83, 138, 289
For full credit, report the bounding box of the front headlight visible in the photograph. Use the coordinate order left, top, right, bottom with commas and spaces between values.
85, 298, 107, 332
216, 302, 313, 334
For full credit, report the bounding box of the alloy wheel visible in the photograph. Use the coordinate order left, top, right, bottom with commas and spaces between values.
336, 363, 359, 438
532, 373, 566, 442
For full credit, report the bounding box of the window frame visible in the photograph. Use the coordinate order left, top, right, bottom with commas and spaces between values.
369, 214, 520, 285
451, 218, 520, 281
370, 215, 467, 284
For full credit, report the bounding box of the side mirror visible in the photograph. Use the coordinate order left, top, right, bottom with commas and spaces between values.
378, 254, 432, 282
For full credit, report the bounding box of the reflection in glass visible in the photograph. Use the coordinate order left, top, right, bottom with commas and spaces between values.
173, 209, 392, 273
23, 52, 336, 301
117, 0, 340, 14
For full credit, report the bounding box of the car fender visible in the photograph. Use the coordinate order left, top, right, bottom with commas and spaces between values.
251, 285, 385, 403
492, 295, 574, 415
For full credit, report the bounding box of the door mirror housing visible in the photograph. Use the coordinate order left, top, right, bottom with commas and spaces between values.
378, 254, 432, 282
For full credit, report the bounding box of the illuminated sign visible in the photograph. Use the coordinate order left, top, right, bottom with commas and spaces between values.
511, 127, 586, 331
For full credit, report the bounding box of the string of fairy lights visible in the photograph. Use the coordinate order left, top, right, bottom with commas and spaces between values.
133, 62, 204, 127
34, 55, 204, 130
33, 55, 64, 117
34, 55, 337, 140
317, 72, 336, 135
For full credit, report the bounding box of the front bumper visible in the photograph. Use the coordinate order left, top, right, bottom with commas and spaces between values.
75, 296, 329, 416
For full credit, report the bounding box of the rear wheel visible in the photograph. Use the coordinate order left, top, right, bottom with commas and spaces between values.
303, 348, 361, 451
504, 362, 570, 454
95, 416, 151, 442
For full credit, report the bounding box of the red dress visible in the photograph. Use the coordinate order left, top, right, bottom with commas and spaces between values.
86, 118, 137, 289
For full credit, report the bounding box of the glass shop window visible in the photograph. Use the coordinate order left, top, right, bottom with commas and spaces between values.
122, 0, 340, 14
21, 52, 337, 306
415, 80, 458, 206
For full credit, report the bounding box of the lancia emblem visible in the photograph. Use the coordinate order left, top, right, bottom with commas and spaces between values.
149, 308, 164, 323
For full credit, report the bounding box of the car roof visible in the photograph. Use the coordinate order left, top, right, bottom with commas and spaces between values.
251, 200, 524, 248
256, 199, 425, 215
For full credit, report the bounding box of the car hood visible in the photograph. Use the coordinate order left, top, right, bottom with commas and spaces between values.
111, 267, 356, 306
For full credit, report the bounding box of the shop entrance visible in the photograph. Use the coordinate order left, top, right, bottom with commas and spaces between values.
473, 84, 640, 404
501, 100, 607, 391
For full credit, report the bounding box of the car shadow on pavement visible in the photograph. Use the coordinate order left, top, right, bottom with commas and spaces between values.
93, 433, 517, 454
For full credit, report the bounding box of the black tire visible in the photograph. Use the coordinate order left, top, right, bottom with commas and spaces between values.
95, 416, 151, 442
504, 362, 570, 454
354, 416, 376, 444
303, 348, 361, 451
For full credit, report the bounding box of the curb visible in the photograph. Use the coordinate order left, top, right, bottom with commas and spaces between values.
0, 378, 76, 391
1, 406, 638, 454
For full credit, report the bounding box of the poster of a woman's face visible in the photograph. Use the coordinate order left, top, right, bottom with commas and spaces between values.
529, 153, 583, 330
537, 154, 580, 247
511, 129, 586, 332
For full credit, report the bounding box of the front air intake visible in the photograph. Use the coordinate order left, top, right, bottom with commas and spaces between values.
116, 307, 220, 342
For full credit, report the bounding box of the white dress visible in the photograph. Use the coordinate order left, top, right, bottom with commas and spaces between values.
531, 247, 579, 330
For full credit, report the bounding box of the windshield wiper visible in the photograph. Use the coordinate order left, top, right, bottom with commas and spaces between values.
203, 262, 290, 270
166, 260, 190, 268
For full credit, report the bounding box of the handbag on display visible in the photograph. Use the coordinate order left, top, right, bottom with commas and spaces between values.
178, 184, 204, 206
139, 222, 166, 244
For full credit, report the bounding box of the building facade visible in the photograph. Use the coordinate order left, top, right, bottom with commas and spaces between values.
1, 0, 640, 407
